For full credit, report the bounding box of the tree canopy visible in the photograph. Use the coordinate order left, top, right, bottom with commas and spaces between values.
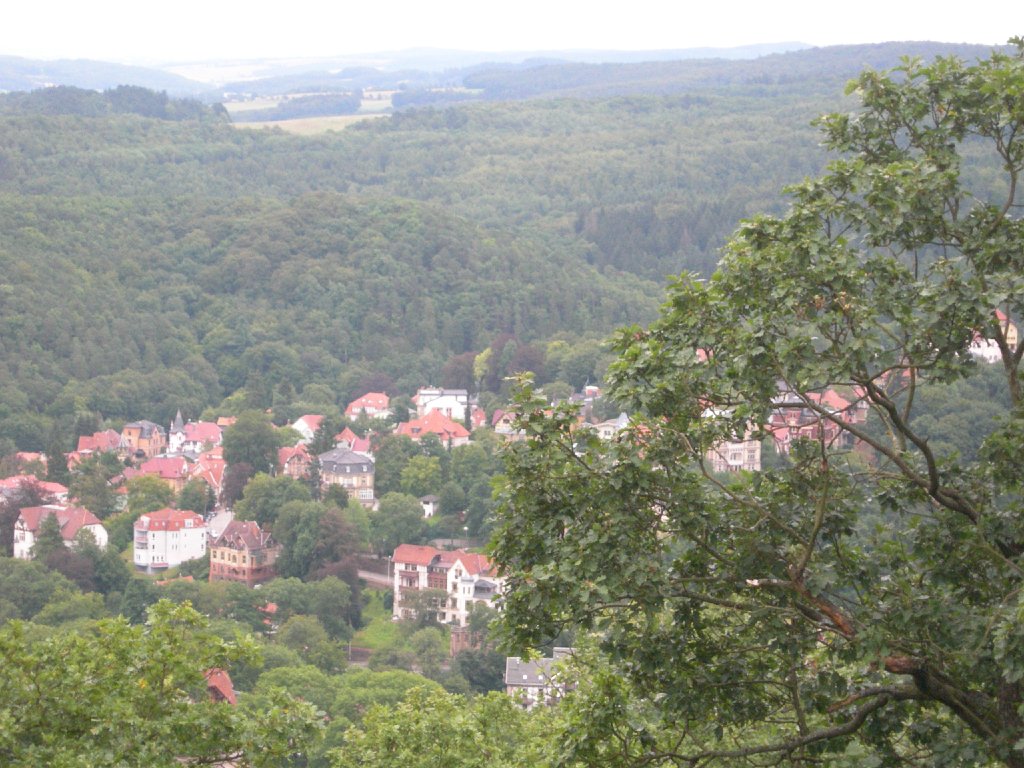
494, 41, 1024, 767
0, 600, 321, 766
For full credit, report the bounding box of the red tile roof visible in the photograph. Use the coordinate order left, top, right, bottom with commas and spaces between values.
393, 543, 442, 567
392, 544, 492, 575
279, 443, 310, 465
204, 668, 237, 705
395, 410, 470, 442
18, 504, 102, 541
345, 392, 390, 416
137, 456, 190, 481
135, 508, 205, 532
181, 421, 222, 444
0, 474, 67, 498
212, 519, 276, 552
76, 429, 121, 453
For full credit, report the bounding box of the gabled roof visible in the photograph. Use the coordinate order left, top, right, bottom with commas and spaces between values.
393, 543, 441, 567
204, 668, 237, 705
334, 426, 372, 454
395, 410, 470, 441
18, 504, 103, 541
135, 508, 205, 532
135, 456, 190, 481
279, 443, 310, 465
293, 414, 324, 434
392, 544, 492, 575
0, 474, 67, 498
193, 450, 226, 491
345, 392, 390, 416
76, 429, 121, 453
212, 519, 277, 552
455, 552, 493, 576
181, 421, 222, 445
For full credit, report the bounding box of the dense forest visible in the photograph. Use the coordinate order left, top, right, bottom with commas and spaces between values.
0, 42, 1006, 449
2, 40, 1023, 768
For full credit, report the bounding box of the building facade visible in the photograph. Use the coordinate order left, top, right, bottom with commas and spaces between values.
318, 446, 375, 505
13, 504, 108, 559
392, 544, 503, 627
209, 519, 281, 587
133, 508, 207, 571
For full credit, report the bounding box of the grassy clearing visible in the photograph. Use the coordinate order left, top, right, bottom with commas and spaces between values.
353, 589, 399, 650
231, 113, 386, 135
222, 98, 281, 114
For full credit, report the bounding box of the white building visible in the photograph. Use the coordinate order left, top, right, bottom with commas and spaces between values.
133, 507, 207, 571
413, 387, 469, 422
392, 544, 503, 626
290, 414, 324, 444
505, 648, 574, 710
13, 504, 108, 559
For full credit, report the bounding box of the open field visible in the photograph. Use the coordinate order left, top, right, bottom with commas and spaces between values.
231, 113, 387, 134
222, 98, 281, 113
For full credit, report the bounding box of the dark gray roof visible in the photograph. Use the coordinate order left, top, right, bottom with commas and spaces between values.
318, 447, 374, 474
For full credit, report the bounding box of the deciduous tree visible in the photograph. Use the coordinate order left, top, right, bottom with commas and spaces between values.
495, 42, 1024, 767
0, 600, 321, 766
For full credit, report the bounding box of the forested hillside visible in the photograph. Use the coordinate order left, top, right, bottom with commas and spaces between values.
0, 43, 1000, 448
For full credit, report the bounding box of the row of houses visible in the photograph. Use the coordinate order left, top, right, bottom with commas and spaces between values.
11, 496, 279, 587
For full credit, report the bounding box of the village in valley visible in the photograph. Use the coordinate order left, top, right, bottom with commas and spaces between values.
0, 311, 1014, 712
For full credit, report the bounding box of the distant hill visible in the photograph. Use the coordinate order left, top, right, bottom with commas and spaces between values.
458, 42, 1009, 100
1, 43, 1005, 107
215, 41, 1010, 110
0, 55, 205, 95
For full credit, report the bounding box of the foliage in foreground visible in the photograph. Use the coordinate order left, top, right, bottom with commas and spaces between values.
494, 40, 1024, 767
0, 600, 321, 767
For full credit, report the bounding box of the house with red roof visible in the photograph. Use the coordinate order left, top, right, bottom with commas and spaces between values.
767, 387, 868, 456
168, 412, 222, 456
133, 508, 207, 572
0, 474, 68, 502
209, 519, 281, 588
204, 668, 237, 705
191, 449, 226, 505
969, 309, 1020, 364
13, 504, 108, 559
345, 392, 391, 420
290, 414, 324, 443
395, 410, 471, 447
124, 456, 191, 495
279, 443, 312, 480
392, 543, 503, 627
334, 426, 372, 454
76, 429, 121, 455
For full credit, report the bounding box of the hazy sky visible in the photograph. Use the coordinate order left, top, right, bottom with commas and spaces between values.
2, 0, 1015, 64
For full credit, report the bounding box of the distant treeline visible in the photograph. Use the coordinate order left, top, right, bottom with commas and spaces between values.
0, 85, 226, 121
